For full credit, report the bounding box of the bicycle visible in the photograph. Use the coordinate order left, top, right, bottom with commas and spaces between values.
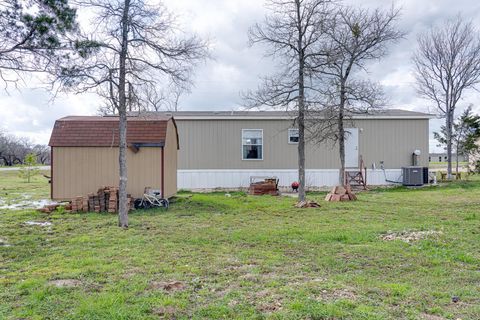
134, 189, 169, 210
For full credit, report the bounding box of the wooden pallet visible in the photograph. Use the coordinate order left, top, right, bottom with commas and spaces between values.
345, 155, 368, 190
249, 178, 279, 196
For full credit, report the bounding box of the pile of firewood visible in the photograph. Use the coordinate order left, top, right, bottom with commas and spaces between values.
324, 185, 357, 202
249, 178, 279, 196
295, 200, 321, 208
37, 186, 134, 214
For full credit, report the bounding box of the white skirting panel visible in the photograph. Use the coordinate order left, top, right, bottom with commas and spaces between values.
177, 169, 402, 190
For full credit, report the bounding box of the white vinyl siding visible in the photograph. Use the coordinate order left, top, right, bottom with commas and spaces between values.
177, 169, 403, 189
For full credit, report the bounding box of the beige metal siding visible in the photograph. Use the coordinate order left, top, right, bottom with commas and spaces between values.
358, 119, 429, 168
52, 147, 162, 200
163, 119, 178, 198
176, 118, 429, 170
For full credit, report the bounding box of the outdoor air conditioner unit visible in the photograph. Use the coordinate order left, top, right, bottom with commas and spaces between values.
402, 166, 424, 186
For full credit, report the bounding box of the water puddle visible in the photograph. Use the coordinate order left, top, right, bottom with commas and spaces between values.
0, 199, 58, 210
24, 221, 52, 227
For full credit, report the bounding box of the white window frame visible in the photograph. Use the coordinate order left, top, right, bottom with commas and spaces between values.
288, 128, 299, 144
241, 129, 263, 161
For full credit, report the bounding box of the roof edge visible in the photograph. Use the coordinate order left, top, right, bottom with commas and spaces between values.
149, 109, 434, 120
171, 115, 433, 120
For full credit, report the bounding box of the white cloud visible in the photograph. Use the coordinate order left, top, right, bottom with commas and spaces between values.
1, 0, 480, 149
0, 89, 98, 144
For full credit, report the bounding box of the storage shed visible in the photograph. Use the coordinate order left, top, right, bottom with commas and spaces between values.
48, 115, 179, 200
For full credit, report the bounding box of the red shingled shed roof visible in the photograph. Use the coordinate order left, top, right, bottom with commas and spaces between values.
48, 115, 173, 147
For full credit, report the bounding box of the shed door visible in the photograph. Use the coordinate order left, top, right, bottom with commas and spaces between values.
345, 128, 359, 168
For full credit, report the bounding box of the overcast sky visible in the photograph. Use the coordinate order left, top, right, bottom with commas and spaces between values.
1, 0, 480, 152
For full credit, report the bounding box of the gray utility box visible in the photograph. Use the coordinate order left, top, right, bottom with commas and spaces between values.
402, 166, 424, 186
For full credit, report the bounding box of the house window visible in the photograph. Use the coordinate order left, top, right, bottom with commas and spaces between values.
288, 128, 299, 144
242, 129, 263, 160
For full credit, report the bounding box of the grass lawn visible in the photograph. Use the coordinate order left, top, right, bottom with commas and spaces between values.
1, 171, 479, 319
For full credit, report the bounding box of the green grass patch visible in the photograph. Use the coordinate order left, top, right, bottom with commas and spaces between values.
1, 172, 480, 319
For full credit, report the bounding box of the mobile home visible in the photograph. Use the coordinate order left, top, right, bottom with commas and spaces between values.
163, 110, 430, 190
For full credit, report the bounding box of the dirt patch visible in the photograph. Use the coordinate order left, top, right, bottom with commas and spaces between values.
255, 289, 271, 299
420, 313, 447, 320
239, 273, 258, 281
223, 263, 258, 272
122, 267, 144, 279
380, 230, 442, 243
317, 287, 357, 301
48, 279, 82, 288
151, 306, 178, 318
151, 281, 186, 292
247, 289, 284, 314
257, 301, 282, 313
214, 287, 233, 298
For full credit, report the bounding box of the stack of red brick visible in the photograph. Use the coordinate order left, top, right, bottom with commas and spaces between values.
65, 186, 134, 213
37, 204, 61, 213
38, 186, 134, 214
324, 186, 357, 202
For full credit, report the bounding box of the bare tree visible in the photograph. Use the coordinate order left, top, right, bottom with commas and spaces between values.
97, 82, 143, 115
167, 85, 186, 112
58, 0, 208, 227
245, 0, 333, 202
0, 0, 77, 87
0, 131, 41, 166
32, 144, 51, 164
133, 82, 187, 113
311, 5, 403, 185
413, 16, 480, 180
97, 77, 188, 115
144, 86, 168, 112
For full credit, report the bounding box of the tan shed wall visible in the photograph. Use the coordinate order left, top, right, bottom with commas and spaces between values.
175, 118, 429, 170
52, 147, 162, 200
163, 119, 178, 198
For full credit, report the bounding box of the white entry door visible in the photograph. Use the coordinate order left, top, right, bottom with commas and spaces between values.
345, 128, 359, 168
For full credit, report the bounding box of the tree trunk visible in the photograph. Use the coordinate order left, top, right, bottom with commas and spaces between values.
117, 0, 131, 228
446, 112, 453, 180
296, 0, 306, 202
338, 83, 346, 186
455, 150, 459, 175
298, 99, 306, 202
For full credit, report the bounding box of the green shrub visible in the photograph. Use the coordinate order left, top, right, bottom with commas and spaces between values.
18, 153, 40, 183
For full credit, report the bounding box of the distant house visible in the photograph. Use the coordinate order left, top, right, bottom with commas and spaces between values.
155, 109, 431, 189
429, 153, 468, 163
